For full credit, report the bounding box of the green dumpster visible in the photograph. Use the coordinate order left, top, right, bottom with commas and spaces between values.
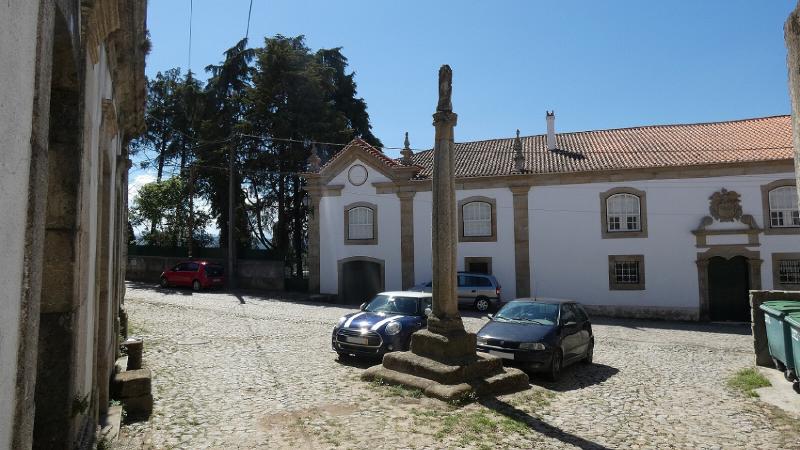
760, 301, 800, 371
786, 313, 800, 382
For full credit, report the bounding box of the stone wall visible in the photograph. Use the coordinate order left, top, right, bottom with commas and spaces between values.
1, 1, 147, 448
126, 256, 285, 291
749, 290, 800, 368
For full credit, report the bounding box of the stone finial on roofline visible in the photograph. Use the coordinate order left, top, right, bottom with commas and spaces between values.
401, 131, 414, 165
306, 144, 321, 172
513, 129, 525, 172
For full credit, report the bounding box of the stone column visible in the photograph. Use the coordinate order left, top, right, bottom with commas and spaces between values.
427, 65, 463, 335
361, 65, 529, 401
307, 193, 321, 293
398, 191, 416, 289
510, 185, 531, 298
785, 6, 800, 208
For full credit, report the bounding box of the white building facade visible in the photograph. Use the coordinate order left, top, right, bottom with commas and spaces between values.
305, 116, 800, 322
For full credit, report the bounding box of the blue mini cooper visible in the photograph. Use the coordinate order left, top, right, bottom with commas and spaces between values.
332, 291, 432, 358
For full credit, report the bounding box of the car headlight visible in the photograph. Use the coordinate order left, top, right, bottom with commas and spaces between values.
477, 336, 489, 345
519, 342, 546, 351
385, 321, 402, 335
336, 316, 347, 327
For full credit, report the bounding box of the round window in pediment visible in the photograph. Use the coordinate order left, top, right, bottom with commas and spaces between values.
348, 164, 368, 186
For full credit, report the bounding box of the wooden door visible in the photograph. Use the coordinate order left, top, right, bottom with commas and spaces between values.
708, 256, 750, 322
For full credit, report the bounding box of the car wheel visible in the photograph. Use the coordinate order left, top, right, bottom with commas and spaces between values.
192, 280, 201, 291
474, 297, 490, 312
547, 349, 563, 381
160, 277, 169, 288
582, 340, 594, 364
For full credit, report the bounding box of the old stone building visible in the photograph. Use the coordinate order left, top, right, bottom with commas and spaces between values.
0, 1, 146, 448
306, 114, 800, 322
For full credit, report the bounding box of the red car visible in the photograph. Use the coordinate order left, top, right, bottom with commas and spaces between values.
160, 261, 225, 291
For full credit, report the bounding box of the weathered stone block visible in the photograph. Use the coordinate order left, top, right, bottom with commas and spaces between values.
122, 337, 143, 370
111, 368, 151, 399
362, 364, 528, 402
410, 329, 477, 362
382, 350, 502, 385
121, 393, 153, 418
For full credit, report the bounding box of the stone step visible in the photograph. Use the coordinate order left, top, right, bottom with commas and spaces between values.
111, 368, 152, 399
362, 364, 529, 402
382, 350, 503, 385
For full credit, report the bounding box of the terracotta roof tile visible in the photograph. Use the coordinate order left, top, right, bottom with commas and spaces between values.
320, 137, 403, 171
408, 115, 793, 178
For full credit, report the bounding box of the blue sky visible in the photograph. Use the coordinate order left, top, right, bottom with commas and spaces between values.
135, 0, 797, 197
135, 0, 798, 238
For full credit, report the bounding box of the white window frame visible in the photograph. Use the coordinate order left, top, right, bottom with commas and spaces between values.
606, 193, 641, 233
462, 201, 492, 237
343, 202, 378, 245
768, 186, 800, 228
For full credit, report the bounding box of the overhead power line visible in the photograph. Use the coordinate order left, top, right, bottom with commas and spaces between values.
245, 0, 254, 40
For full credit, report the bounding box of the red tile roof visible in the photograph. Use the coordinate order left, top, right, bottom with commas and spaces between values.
408, 115, 793, 179
320, 137, 404, 171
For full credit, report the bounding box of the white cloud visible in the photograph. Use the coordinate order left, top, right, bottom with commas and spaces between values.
128, 173, 155, 201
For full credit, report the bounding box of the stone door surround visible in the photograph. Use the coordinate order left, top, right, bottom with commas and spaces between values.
696, 247, 762, 321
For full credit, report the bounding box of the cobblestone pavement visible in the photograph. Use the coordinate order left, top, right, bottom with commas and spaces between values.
116, 283, 799, 449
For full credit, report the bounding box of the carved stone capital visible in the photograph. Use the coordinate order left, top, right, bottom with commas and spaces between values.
432, 111, 458, 127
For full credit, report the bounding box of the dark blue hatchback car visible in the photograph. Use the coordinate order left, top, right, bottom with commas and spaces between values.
332, 291, 433, 358
476, 298, 594, 380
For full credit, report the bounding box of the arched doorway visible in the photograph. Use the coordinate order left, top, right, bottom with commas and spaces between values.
338, 257, 385, 305
708, 256, 751, 322
697, 247, 762, 322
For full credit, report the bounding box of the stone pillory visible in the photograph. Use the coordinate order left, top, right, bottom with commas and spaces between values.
362, 66, 529, 401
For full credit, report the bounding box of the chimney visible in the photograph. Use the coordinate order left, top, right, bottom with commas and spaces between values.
546, 110, 556, 151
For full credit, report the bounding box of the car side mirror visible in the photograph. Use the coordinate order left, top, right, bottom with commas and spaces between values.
359, 302, 367, 311
424, 307, 432, 317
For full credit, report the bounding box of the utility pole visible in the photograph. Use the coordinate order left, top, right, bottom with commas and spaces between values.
228, 146, 236, 289
187, 164, 195, 258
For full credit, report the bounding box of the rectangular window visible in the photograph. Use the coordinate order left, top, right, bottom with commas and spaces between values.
614, 261, 640, 284
779, 260, 800, 285
348, 207, 373, 240
608, 255, 645, 290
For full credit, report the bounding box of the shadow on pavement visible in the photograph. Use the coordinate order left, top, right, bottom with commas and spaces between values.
333, 354, 379, 370
591, 317, 751, 335
479, 396, 611, 450
527, 363, 620, 392
127, 282, 194, 296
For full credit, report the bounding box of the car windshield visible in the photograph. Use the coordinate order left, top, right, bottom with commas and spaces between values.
364, 295, 421, 315
494, 302, 559, 325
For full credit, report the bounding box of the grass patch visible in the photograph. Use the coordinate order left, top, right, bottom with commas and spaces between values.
727, 367, 771, 397
433, 409, 530, 443
368, 378, 423, 398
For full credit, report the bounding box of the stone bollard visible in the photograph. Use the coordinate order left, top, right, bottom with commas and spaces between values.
119, 307, 129, 339
123, 337, 143, 370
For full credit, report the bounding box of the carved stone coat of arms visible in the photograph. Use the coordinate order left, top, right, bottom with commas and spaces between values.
709, 188, 743, 222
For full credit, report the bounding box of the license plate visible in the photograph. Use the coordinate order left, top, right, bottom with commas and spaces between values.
345, 336, 369, 345
489, 350, 514, 360
212, 278, 222, 282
